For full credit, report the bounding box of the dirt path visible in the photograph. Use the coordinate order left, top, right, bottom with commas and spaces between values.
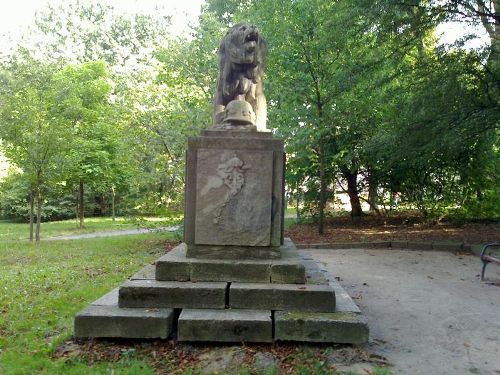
310, 248, 500, 375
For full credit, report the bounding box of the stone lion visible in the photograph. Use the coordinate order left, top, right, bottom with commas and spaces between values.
213, 23, 268, 131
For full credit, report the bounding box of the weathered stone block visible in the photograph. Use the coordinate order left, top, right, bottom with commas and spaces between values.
74, 291, 174, 339
155, 244, 191, 281
271, 262, 306, 284
190, 260, 271, 282
184, 135, 285, 257
131, 264, 156, 280
229, 283, 335, 312
186, 244, 281, 260
194, 148, 274, 246
328, 279, 361, 314
119, 280, 227, 309
274, 311, 369, 344
178, 309, 272, 343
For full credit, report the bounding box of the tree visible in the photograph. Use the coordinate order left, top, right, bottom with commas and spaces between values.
0, 55, 70, 240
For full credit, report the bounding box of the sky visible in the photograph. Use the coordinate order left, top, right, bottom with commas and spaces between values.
0, 0, 206, 50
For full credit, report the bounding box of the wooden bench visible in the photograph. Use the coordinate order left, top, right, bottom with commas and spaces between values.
480, 243, 500, 281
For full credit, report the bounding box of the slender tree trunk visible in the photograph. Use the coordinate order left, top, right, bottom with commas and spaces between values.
318, 141, 327, 234
368, 172, 378, 212
29, 189, 35, 242
111, 186, 116, 222
79, 180, 85, 229
295, 181, 301, 221
35, 187, 41, 242
344, 170, 363, 218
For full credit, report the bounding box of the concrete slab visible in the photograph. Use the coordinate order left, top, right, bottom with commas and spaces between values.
156, 240, 305, 283
91, 288, 119, 306
178, 309, 272, 343
274, 311, 368, 344
131, 264, 156, 280
270, 262, 305, 284
74, 290, 174, 340
119, 280, 227, 309
190, 260, 271, 283
229, 283, 335, 312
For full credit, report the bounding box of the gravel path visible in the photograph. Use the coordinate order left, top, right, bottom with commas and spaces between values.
309, 248, 500, 375
49, 226, 180, 240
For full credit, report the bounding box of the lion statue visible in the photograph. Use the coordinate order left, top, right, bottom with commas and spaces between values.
213, 23, 268, 131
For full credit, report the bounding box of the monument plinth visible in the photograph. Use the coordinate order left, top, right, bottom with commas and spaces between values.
74, 23, 368, 345
184, 129, 284, 259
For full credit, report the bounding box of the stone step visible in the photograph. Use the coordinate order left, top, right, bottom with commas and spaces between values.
274, 311, 369, 344
119, 280, 227, 309
178, 309, 272, 343
229, 283, 335, 312
74, 289, 174, 339
155, 241, 305, 284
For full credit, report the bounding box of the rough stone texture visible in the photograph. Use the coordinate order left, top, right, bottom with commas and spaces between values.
186, 244, 281, 259
131, 264, 156, 280
156, 239, 305, 283
91, 288, 119, 306
329, 278, 361, 314
274, 311, 369, 344
184, 135, 285, 257
270, 262, 306, 284
74, 291, 174, 339
178, 309, 272, 342
229, 283, 335, 312
119, 280, 227, 309
190, 260, 271, 283
155, 243, 190, 281
195, 149, 273, 246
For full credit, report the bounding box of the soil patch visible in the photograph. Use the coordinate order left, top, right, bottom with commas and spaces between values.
285, 214, 500, 245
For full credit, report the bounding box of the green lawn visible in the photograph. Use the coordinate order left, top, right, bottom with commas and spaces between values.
0, 230, 172, 374
0, 215, 182, 242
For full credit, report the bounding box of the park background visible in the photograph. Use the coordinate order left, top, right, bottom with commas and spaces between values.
0, 0, 498, 374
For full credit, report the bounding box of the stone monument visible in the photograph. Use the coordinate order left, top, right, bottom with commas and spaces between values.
74, 24, 369, 344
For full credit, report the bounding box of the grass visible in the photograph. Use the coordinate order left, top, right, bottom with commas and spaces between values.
0, 215, 182, 242
0, 219, 395, 374
0, 227, 172, 374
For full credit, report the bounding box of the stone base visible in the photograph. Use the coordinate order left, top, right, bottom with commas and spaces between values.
73, 240, 369, 344
155, 239, 305, 284
274, 311, 369, 344
74, 289, 174, 339
178, 309, 272, 343
119, 280, 227, 309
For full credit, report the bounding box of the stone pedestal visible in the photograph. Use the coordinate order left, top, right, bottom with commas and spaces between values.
74, 130, 369, 344
184, 130, 284, 259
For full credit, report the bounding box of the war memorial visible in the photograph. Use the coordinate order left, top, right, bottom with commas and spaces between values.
74, 23, 369, 344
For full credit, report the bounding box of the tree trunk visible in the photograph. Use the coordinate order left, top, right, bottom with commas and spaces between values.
79, 180, 85, 229
29, 189, 35, 242
35, 187, 42, 242
318, 141, 326, 234
368, 172, 378, 212
295, 181, 301, 221
344, 170, 363, 218
111, 186, 116, 222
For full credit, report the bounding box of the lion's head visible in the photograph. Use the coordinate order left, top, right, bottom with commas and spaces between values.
220, 23, 267, 68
